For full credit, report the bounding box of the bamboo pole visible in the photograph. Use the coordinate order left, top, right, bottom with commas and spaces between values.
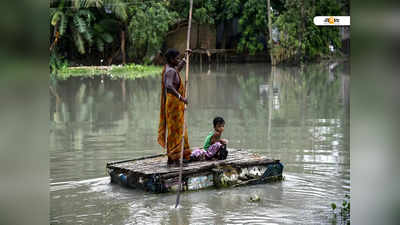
175, 0, 193, 208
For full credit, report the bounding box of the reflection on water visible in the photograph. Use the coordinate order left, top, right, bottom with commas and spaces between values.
50, 62, 349, 224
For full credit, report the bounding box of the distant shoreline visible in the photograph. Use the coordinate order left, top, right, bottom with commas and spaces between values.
53, 64, 163, 80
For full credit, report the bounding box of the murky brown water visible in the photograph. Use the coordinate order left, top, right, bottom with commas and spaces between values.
50, 62, 349, 224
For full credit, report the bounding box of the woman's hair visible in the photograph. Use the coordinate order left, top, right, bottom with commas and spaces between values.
164, 48, 180, 64
213, 116, 225, 127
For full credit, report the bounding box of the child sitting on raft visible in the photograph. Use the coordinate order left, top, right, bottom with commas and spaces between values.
190, 117, 229, 161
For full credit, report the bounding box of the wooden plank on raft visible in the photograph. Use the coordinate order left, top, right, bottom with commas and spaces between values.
107, 148, 284, 193
108, 149, 277, 174
108, 149, 276, 175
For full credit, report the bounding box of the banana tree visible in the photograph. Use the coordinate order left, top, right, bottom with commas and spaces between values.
50, 0, 127, 64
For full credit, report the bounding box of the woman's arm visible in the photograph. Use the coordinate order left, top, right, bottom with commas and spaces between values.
165, 70, 188, 104
176, 49, 192, 72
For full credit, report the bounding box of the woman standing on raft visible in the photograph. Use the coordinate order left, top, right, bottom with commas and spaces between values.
158, 48, 192, 166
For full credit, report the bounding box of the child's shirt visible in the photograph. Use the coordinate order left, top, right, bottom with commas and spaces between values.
203, 131, 215, 151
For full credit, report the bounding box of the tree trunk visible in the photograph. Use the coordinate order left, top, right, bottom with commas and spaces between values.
107, 48, 121, 65
197, 23, 200, 48
121, 30, 126, 65
142, 40, 148, 64
298, 0, 305, 64
267, 0, 275, 65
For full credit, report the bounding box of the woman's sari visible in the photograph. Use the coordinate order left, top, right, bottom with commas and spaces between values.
157, 66, 191, 161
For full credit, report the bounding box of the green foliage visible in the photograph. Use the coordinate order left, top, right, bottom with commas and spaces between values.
219, 0, 241, 20
237, 0, 267, 54
50, 0, 126, 56
55, 64, 162, 80
128, 1, 177, 63
73, 32, 86, 54
51, 10, 68, 35
170, 0, 346, 62
331, 203, 337, 210
110, 63, 161, 78
331, 194, 350, 225
50, 0, 348, 66
105, 0, 128, 22
50, 51, 69, 73
169, 0, 267, 54
168, 0, 215, 24
193, 0, 216, 24
92, 19, 117, 52
273, 0, 343, 63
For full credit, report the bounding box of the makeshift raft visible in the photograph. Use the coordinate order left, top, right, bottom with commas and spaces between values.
106, 149, 283, 193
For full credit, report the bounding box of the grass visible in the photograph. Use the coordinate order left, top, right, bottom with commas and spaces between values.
53, 64, 163, 80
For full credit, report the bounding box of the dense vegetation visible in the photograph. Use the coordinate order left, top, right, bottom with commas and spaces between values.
50, 0, 349, 70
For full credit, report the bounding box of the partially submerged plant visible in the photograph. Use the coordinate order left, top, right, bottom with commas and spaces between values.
330, 194, 350, 225
249, 194, 260, 202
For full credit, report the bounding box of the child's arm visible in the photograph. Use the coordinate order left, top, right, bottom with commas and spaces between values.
220, 139, 228, 145
210, 131, 221, 145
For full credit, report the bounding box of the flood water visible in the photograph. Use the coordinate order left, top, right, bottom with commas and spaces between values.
50, 62, 350, 225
